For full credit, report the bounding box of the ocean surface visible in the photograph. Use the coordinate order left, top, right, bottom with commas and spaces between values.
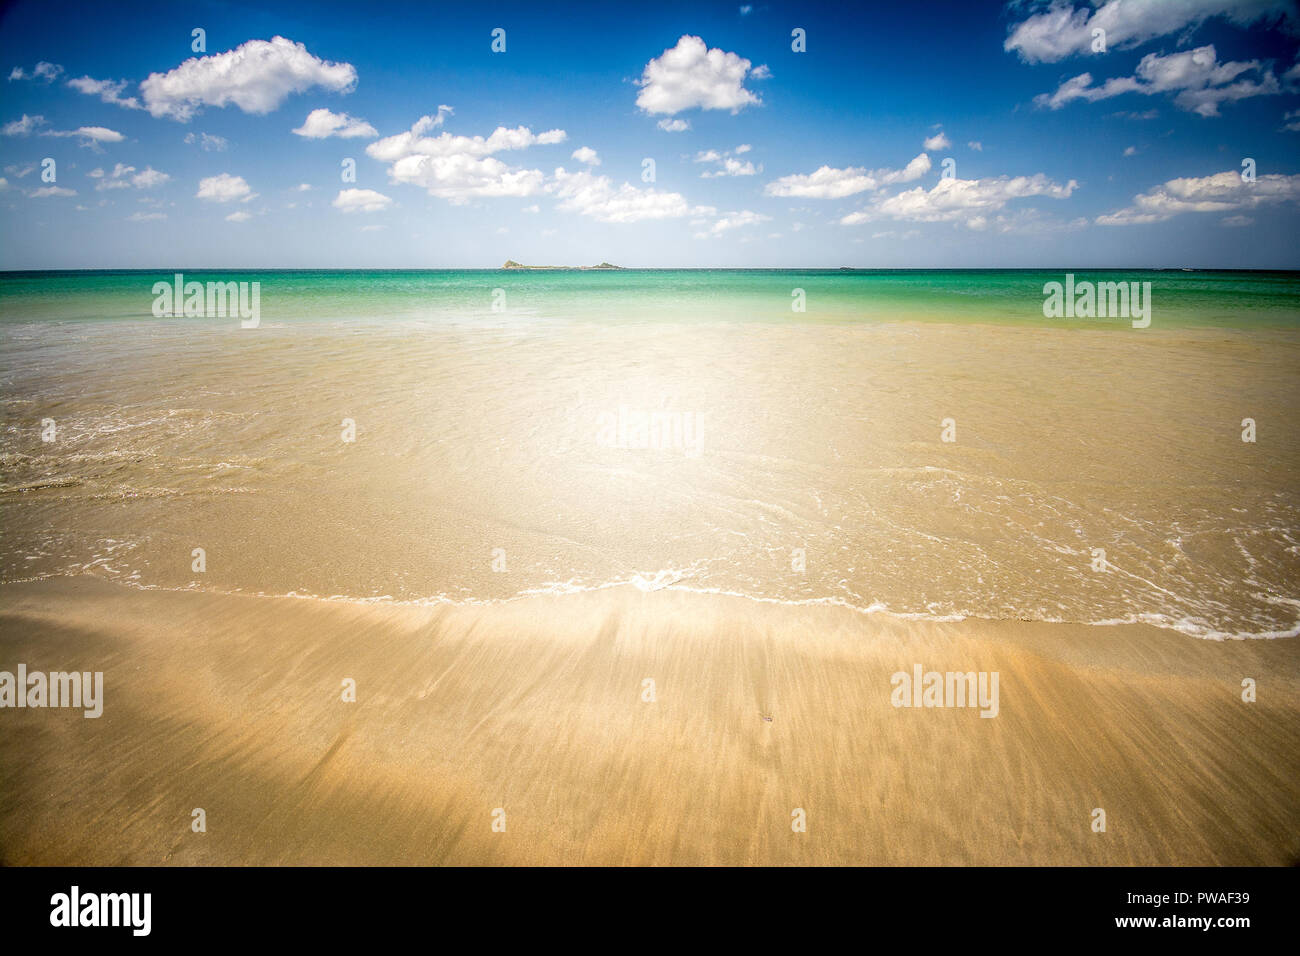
2, 268, 1300, 326
2, 268, 1299, 638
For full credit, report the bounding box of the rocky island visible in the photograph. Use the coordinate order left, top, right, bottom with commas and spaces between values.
501, 260, 623, 270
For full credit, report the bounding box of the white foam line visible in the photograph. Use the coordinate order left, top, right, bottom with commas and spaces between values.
6, 568, 1295, 640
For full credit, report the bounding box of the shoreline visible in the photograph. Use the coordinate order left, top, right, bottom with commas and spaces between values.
3, 571, 1295, 642
2, 575, 1296, 865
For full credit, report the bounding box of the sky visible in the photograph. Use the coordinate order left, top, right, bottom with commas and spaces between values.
1, 0, 1298, 269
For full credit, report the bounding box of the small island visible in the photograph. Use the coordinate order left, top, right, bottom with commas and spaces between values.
501, 260, 623, 270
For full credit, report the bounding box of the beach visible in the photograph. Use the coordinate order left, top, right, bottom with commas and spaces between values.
2, 575, 1297, 866
2, 269, 1298, 865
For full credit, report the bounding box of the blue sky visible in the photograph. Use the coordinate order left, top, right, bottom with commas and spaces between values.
1, 0, 1298, 268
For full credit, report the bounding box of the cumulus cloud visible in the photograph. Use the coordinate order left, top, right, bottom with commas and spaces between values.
332, 187, 393, 213
184, 131, 229, 151
1096, 169, 1300, 224
225, 210, 252, 222
695, 144, 759, 177
1034, 45, 1281, 116
366, 110, 565, 203
1005, 0, 1293, 63
293, 107, 377, 139
657, 118, 691, 132
196, 173, 254, 202
67, 76, 142, 110
635, 35, 765, 115
140, 36, 357, 121
8, 62, 62, 82
693, 209, 771, 238
840, 173, 1079, 227
548, 167, 710, 223
571, 146, 601, 165
2, 114, 45, 136
89, 163, 170, 190
764, 153, 932, 199
923, 130, 952, 150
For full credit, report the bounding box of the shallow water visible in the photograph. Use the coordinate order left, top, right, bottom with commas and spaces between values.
2, 270, 1298, 638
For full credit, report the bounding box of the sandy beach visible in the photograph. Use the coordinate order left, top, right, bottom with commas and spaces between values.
3, 279, 1299, 866
2, 575, 1296, 866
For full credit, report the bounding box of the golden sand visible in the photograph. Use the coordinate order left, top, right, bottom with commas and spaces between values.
2, 576, 1296, 865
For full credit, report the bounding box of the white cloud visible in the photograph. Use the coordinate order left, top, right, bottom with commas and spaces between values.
635, 35, 764, 115
840, 173, 1078, 227
968, 141, 983, 151
571, 146, 601, 166
765, 153, 932, 199
67, 76, 142, 110
332, 187, 393, 213
657, 118, 691, 132
8, 62, 63, 83
127, 211, 166, 221
695, 145, 759, 177
184, 131, 229, 151
2, 114, 45, 136
548, 167, 709, 223
293, 107, 377, 139
704, 158, 758, 177
225, 210, 252, 222
140, 36, 358, 121
367, 111, 565, 203
1221, 214, 1255, 226
1033, 45, 1281, 116
38, 125, 125, 147
77, 126, 124, 142
1005, 0, 1293, 63
196, 173, 254, 202
1097, 169, 1300, 224
295, 183, 313, 191
693, 209, 771, 238
28, 185, 76, 198
1284, 109, 1300, 132
91, 163, 170, 190
923, 130, 952, 150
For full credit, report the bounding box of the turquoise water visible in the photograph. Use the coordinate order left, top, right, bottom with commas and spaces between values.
2, 269, 1298, 327
3, 267, 1299, 638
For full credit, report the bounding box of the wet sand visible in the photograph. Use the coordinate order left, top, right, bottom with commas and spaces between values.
2, 575, 1296, 866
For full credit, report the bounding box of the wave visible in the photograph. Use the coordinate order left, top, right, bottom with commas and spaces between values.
4, 567, 1295, 641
